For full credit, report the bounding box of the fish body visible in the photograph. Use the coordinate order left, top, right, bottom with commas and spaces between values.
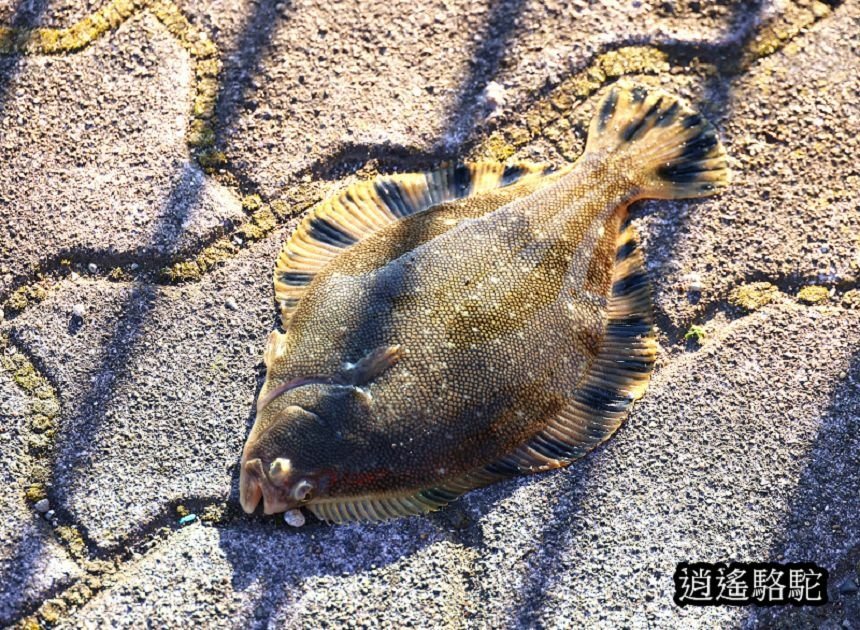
240, 82, 729, 523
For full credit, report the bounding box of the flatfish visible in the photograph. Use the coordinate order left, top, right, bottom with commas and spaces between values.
239, 81, 729, 523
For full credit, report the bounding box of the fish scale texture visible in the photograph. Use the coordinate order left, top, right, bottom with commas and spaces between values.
0, 0, 859, 627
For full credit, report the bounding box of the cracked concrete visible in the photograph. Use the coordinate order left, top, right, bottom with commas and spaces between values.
0, 0, 858, 627
0, 357, 82, 625
0, 12, 242, 296
638, 3, 860, 335
180, 0, 767, 196
38, 302, 860, 628
6, 231, 287, 550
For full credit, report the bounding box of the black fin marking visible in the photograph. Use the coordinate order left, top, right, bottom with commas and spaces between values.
597, 86, 619, 132
273, 161, 548, 328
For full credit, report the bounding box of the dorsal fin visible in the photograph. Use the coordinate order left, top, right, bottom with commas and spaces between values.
483, 219, 656, 474
274, 161, 549, 329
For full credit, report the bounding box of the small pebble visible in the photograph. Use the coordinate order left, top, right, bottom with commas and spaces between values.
71, 304, 86, 318
837, 576, 858, 595
45, 510, 55, 520
34, 498, 50, 513
284, 509, 306, 527
684, 272, 703, 292
225, 297, 239, 311
483, 80, 506, 112
178, 514, 197, 526
87, 263, 98, 274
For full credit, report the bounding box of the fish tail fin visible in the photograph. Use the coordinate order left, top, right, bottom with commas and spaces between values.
585, 80, 729, 200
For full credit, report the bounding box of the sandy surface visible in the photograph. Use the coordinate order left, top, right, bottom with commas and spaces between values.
0, 0, 858, 627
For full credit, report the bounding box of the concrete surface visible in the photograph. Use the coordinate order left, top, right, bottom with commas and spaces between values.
0, 13, 243, 294
0, 363, 83, 623
0, 0, 858, 627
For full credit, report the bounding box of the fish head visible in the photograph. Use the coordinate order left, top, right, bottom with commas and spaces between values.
239, 381, 373, 515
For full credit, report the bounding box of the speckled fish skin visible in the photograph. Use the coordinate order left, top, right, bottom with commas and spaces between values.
240, 81, 729, 522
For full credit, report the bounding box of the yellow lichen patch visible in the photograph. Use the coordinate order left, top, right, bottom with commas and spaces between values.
39, 599, 68, 624
796, 285, 830, 305
108, 267, 131, 281
1, 344, 62, 512
242, 194, 264, 212
175, 504, 189, 517
17, 615, 40, 630
598, 46, 669, 79
473, 131, 516, 162
27, 433, 52, 453
162, 237, 238, 282
162, 191, 315, 282
55, 525, 88, 560
1, 350, 50, 403
237, 206, 277, 241
271, 198, 304, 222
198, 149, 227, 173
63, 581, 94, 606
200, 503, 226, 523
31, 414, 54, 433
5, 282, 50, 313
25, 484, 47, 503
842, 289, 860, 310
729, 282, 781, 311
743, 1, 831, 66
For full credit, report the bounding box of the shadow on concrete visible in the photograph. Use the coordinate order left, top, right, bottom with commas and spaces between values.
439, 0, 526, 149
1, 163, 203, 623
1, 1, 293, 620
0, 0, 52, 121
743, 353, 860, 628
208, 0, 292, 194
277, 0, 528, 184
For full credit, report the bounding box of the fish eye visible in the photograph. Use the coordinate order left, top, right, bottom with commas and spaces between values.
268, 458, 292, 484
291, 479, 314, 502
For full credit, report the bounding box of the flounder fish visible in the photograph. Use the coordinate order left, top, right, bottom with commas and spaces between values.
240, 81, 729, 524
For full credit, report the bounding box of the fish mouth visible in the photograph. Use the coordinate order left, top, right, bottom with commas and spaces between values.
239, 457, 295, 515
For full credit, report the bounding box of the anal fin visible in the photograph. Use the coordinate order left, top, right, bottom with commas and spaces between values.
307, 469, 503, 524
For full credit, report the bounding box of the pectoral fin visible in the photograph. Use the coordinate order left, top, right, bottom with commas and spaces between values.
343, 345, 404, 386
